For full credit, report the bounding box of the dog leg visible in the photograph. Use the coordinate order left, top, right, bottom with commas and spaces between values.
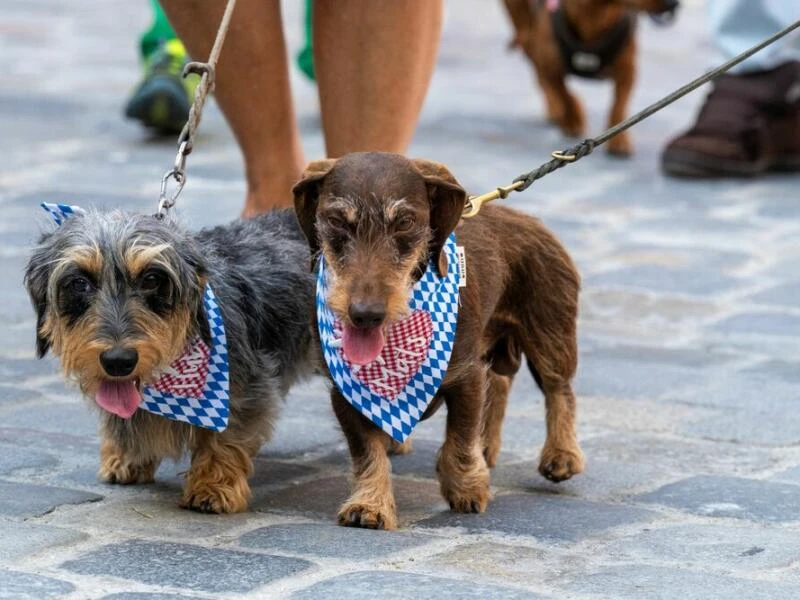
540, 71, 585, 138
332, 390, 398, 530
98, 438, 160, 485
437, 372, 491, 513
482, 371, 512, 468
607, 51, 636, 157
180, 430, 255, 514
538, 378, 584, 482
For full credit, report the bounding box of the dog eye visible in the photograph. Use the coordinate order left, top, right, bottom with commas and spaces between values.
70, 276, 92, 294
395, 215, 415, 231
328, 215, 348, 229
140, 271, 166, 292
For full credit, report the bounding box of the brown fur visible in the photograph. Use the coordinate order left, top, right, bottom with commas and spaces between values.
503, 0, 675, 156
293, 152, 584, 529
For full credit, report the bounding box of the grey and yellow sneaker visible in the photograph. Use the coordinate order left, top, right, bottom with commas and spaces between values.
124, 39, 198, 135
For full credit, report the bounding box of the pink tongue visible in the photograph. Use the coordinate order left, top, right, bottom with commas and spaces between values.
96, 380, 141, 419
342, 324, 386, 366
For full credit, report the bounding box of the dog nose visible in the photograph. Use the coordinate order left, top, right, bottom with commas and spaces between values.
348, 302, 386, 329
99, 347, 139, 377
661, 0, 679, 11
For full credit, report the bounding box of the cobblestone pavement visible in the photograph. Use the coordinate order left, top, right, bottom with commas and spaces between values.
3, 1, 800, 598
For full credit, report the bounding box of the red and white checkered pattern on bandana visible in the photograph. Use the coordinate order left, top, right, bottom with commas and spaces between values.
150, 337, 211, 399
337, 310, 434, 400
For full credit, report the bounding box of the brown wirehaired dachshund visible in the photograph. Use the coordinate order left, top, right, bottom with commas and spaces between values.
503, 0, 679, 156
293, 152, 582, 529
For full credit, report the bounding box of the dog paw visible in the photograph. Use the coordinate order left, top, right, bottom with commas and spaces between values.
538, 443, 585, 483
338, 502, 398, 530
98, 457, 156, 485
439, 460, 491, 513
388, 438, 414, 456
607, 133, 633, 158
180, 482, 250, 514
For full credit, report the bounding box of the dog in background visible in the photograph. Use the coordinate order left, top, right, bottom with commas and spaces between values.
294, 152, 582, 529
503, 0, 679, 156
25, 209, 314, 513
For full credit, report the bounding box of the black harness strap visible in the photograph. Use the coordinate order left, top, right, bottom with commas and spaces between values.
550, 4, 635, 79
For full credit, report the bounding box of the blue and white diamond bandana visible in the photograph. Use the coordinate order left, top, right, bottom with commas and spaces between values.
40, 202, 230, 431
317, 234, 460, 442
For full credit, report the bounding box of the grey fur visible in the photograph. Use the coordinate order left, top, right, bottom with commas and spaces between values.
25, 208, 315, 503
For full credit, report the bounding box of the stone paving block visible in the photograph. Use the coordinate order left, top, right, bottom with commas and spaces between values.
749, 280, 800, 307
417, 493, 659, 541
46, 491, 271, 539
291, 571, 538, 600
634, 476, 800, 522
425, 541, 588, 588
61, 539, 313, 594
585, 264, 740, 297
770, 465, 800, 485
0, 480, 102, 518
0, 385, 43, 405
0, 521, 87, 563
710, 312, 800, 338
684, 409, 800, 446
0, 356, 57, 384
0, 443, 58, 475
261, 380, 345, 457
600, 524, 800, 574
0, 570, 75, 600
554, 564, 800, 600
257, 475, 446, 523
102, 594, 206, 600
239, 523, 436, 559
2, 400, 99, 438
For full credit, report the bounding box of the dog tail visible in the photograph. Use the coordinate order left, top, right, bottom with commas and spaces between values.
502, 0, 537, 51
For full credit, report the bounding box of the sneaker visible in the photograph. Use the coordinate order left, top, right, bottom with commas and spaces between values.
124, 39, 198, 135
661, 60, 800, 178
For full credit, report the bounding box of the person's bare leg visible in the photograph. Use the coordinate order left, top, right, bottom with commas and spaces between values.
159, 0, 304, 215
313, 0, 443, 157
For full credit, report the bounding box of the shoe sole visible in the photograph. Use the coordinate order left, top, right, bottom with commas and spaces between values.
662, 149, 800, 178
125, 75, 190, 135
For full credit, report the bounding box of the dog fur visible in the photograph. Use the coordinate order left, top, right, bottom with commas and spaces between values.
25, 209, 314, 513
294, 152, 583, 529
503, 0, 678, 156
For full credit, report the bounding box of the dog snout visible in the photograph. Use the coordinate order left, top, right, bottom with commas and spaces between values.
99, 347, 139, 377
348, 301, 386, 329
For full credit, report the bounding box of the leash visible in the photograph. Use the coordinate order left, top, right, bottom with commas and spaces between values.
463, 17, 800, 218
156, 0, 239, 219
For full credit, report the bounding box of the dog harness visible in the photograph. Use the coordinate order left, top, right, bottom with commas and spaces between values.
40, 203, 230, 432
316, 234, 462, 443
547, 0, 635, 79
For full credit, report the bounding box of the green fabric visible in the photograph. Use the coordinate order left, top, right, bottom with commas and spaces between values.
140, 0, 177, 60
296, 0, 316, 81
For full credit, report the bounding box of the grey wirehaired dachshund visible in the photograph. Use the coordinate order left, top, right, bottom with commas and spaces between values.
24, 208, 315, 513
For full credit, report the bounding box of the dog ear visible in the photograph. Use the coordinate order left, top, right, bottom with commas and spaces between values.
24, 234, 54, 358
411, 158, 467, 277
292, 159, 337, 258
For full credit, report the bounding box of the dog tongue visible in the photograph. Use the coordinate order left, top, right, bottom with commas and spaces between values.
342, 324, 385, 366
96, 380, 141, 419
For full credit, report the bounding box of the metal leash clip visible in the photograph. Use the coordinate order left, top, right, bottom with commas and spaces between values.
463, 181, 524, 219
156, 141, 190, 219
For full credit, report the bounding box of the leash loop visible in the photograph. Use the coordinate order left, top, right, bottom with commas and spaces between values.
154, 0, 238, 218
463, 17, 800, 217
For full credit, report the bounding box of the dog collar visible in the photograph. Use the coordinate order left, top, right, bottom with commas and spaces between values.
316, 234, 461, 443
40, 203, 230, 431
549, 2, 635, 78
